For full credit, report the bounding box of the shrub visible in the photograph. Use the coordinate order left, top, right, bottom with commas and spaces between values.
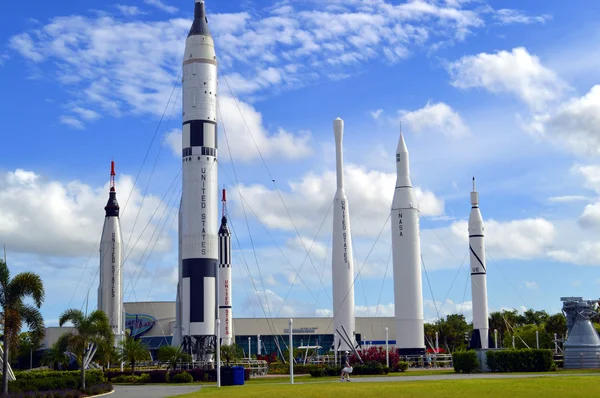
82, 382, 113, 396
268, 363, 322, 375
350, 346, 400, 367
394, 361, 409, 372
171, 372, 193, 383
486, 349, 555, 372
452, 351, 479, 373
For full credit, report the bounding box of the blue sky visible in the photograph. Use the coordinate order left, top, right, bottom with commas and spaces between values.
2, 0, 600, 328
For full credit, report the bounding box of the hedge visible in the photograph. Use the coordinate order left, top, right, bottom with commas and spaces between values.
268, 363, 321, 375
452, 351, 479, 373
106, 367, 251, 383
7, 383, 112, 398
394, 361, 409, 372
9, 370, 106, 393
171, 372, 194, 383
486, 349, 556, 372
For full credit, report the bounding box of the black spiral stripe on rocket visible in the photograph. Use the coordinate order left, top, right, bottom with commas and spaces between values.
470, 245, 486, 273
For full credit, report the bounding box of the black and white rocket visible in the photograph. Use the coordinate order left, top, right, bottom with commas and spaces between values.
174, 0, 219, 355
218, 189, 233, 346
98, 161, 123, 344
391, 129, 425, 356
331, 117, 356, 352
469, 178, 489, 349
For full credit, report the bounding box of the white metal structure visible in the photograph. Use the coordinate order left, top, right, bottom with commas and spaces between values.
331, 117, 356, 353
469, 178, 489, 349
175, 0, 219, 357
218, 189, 233, 346
391, 129, 425, 355
98, 161, 123, 345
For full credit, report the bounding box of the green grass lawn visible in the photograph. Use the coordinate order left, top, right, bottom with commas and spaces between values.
170, 376, 600, 397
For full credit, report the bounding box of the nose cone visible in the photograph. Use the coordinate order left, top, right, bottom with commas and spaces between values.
397, 132, 408, 154
105, 191, 120, 217
334, 117, 344, 142
189, 0, 211, 37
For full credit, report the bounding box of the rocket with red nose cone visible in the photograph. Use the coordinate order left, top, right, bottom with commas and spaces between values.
218, 189, 233, 346
173, 0, 219, 357
98, 161, 124, 345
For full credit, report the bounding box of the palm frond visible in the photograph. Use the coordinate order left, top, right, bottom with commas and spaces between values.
18, 303, 45, 344
0, 259, 10, 293
9, 272, 45, 308
59, 308, 84, 328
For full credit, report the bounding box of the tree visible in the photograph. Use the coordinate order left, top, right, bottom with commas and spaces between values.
120, 337, 150, 374
59, 309, 113, 389
0, 258, 45, 396
41, 333, 70, 370
220, 344, 243, 367
94, 338, 120, 371
435, 314, 472, 352
503, 324, 551, 349
156, 345, 191, 371
544, 314, 567, 337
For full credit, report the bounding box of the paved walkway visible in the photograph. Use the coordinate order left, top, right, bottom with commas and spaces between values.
111, 384, 202, 398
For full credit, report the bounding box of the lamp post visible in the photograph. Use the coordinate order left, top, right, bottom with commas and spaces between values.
512, 335, 515, 348
536, 330, 539, 349
120, 331, 124, 372
289, 319, 294, 384
248, 337, 251, 360
554, 333, 558, 354
385, 327, 389, 368
334, 332, 338, 366
435, 332, 439, 353
494, 329, 498, 349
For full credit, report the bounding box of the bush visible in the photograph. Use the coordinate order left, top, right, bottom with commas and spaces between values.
171, 372, 193, 383
486, 349, 555, 372
452, 351, 479, 373
268, 363, 322, 375
14, 369, 105, 384
106, 369, 169, 383
112, 374, 150, 383
82, 382, 113, 396
394, 361, 409, 372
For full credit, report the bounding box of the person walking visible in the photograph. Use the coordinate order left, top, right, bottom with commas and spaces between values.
340, 351, 353, 382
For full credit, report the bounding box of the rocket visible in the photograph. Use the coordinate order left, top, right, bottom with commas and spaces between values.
391, 129, 425, 356
332, 117, 356, 352
218, 189, 233, 346
469, 177, 489, 349
98, 161, 123, 345
174, 0, 219, 355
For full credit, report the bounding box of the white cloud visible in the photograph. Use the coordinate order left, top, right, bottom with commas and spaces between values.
370, 109, 384, 120
286, 236, 328, 260
523, 281, 539, 290
232, 165, 444, 236
59, 116, 84, 130
539, 86, 600, 156
9, 2, 542, 125
355, 303, 395, 317
548, 195, 589, 203
448, 47, 566, 111
400, 102, 469, 137
573, 164, 600, 193
144, 0, 178, 14
548, 242, 600, 266
493, 9, 551, 25
424, 299, 473, 322
0, 169, 175, 259
115, 5, 144, 16
450, 218, 556, 260
578, 203, 600, 228
71, 106, 100, 121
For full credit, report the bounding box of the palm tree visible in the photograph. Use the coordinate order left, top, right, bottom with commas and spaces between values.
120, 337, 150, 374
0, 258, 45, 396
220, 344, 242, 367
41, 334, 70, 370
156, 345, 191, 371
59, 309, 113, 389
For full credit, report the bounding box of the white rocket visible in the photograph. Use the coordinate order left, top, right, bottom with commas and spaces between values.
332, 117, 356, 352
98, 161, 123, 345
174, 0, 219, 355
218, 189, 233, 346
469, 177, 489, 349
391, 129, 425, 355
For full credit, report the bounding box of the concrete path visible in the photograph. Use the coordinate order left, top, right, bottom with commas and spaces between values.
111, 384, 202, 397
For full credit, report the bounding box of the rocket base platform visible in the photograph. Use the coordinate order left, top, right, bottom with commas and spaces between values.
397, 347, 426, 356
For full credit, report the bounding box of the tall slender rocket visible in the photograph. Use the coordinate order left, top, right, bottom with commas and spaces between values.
218, 189, 233, 346
98, 161, 123, 345
391, 129, 425, 355
175, 0, 219, 355
332, 117, 356, 352
469, 178, 489, 349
